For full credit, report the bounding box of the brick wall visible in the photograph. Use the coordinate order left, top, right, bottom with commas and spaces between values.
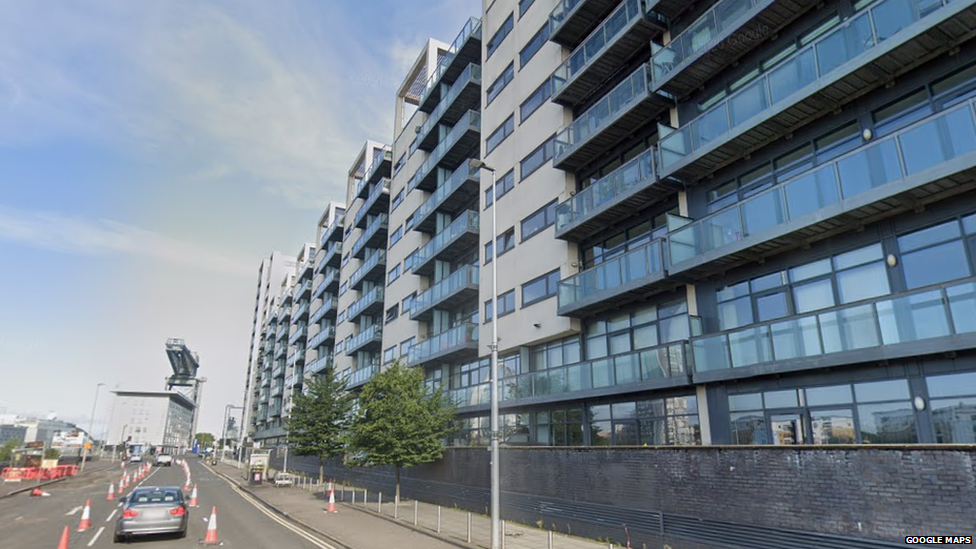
272, 446, 976, 548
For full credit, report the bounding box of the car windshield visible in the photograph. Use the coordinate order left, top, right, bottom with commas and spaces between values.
129, 490, 181, 505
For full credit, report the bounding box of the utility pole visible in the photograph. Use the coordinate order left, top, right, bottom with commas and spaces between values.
80, 382, 105, 471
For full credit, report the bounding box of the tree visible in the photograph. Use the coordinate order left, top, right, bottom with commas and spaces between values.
44, 448, 60, 460
348, 361, 456, 504
0, 438, 21, 462
288, 366, 354, 484
195, 432, 215, 449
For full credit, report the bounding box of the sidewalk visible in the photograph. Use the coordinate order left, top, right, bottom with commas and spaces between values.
211, 461, 616, 549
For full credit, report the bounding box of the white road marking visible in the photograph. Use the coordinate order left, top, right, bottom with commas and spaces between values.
105, 509, 117, 522
87, 526, 105, 547
66, 506, 82, 516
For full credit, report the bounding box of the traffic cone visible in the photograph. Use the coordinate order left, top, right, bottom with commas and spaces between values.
326, 487, 337, 514
77, 499, 92, 532
31, 488, 50, 497
56, 525, 70, 549
107, 482, 116, 501
189, 484, 199, 507
203, 507, 219, 544
184, 478, 191, 491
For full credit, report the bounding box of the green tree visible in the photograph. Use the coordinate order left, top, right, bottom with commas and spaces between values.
288, 366, 354, 484
195, 432, 215, 449
348, 361, 456, 503
0, 438, 21, 462
43, 448, 60, 460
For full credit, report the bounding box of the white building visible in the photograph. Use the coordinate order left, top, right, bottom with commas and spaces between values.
106, 391, 195, 451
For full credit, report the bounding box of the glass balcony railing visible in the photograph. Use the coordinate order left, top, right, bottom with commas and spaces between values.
318, 241, 341, 270
310, 295, 337, 324
408, 322, 479, 366
449, 383, 490, 408
554, 64, 651, 165
366, 149, 393, 184
351, 214, 389, 258
502, 341, 690, 401
292, 302, 310, 320
557, 238, 667, 313
305, 355, 332, 376
313, 269, 339, 299
694, 279, 976, 373
410, 110, 481, 193
669, 95, 976, 266
412, 265, 480, 317
354, 178, 391, 228
414, 211, 480, 271
288, 325, 308, 346
419, 17, 482, 107
551, 0, 647, 97
319, 222, 342, 249
556, 148, 656, 235
657, 0, 956, 172
308, 325, 335, 349
350, 250, 387, 289
549, 0, 585, 37
347, 365, 380, 388
272, 364, 285, 378
346, 325, 382, 354
347, 287, 385, 321
413, 162, 480, 226
418, 64, 483, 144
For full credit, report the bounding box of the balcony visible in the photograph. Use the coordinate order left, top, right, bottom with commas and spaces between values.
657, 0, 976, 182
364, 149, 393, 191
268, 404, 282, 417
275, 324, 289, 342
556, 148, 676, 241
409, 110, 481, 193
549, 0, 625, 48
650, 0, 820, 100
553, 64, 670, 172
346, 324, 383, 355
287, 348, 306, 368
408, 323, 479, 366
418, 64, 483, 151
347, 287, 385, 323
305, 355, 333, 376
319, 220, 343, 249
310, 296, 337, 325
351, 214, 389, 259
418, 17, 483, 113
292, 301, 310, 321
299, 258, 314, 281
347, 365, 380, 389
260, 375, 271, 388
354, 179, 391, 229
557, 238, 668, 317
411, 265, 480, 322
272, 364, 285, 379
412, 211, 480, 277
551, 0, 665, 107
313, 268, 339, 299
318, 241, 341, 271
349, 250, 387, 291
502, 341, 691, 404
308, 325, 336, 349
694, 278, 976, 383
270, 384, 283, 398
413, 162, 481, 234
288, 325, 308, 347
449, 383, 490, 410
667, 96, 976, 282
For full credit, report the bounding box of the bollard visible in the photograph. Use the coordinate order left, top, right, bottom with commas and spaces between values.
467, 512, 472, 544
413, 499, 418, 526
341, 484, 345, 501
394, 495, 398, 520
352, 489, 356, 505
502, 520, 506, 549
378, 492, 382, 513
364, 489, 367, 507
548, 530, 553, 549
437, 505, 441, 533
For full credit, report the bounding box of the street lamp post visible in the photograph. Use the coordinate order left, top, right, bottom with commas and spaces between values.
80, 382, 105, 472
471, 159, 500, 549
221, 404, 243, 464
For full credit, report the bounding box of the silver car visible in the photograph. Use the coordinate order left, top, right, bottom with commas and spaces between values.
114, 486, 188, 542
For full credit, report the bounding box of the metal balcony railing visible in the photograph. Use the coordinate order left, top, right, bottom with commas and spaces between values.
354, 178, 391, 228
557, 238, 667, 316
349, 250, 387, 291
408, 322, 479, 366
310, 295, 337, 325
346, 324, 383, 355
413, 211, 480, 276
347, 365, 380, 389
347, 287, 385, 322
351, 214, 389, 259
308, 325, 336, 349
418, 17, 482, 111
411, 265, 480, 321
418, 64, 483, 150
413, 161, 481, 233
288, 326, 308, 346
409, 110, 481, 193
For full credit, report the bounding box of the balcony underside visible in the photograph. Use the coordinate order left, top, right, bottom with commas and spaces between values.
410, 284, 479, 322
551, 0, 622, 48
324, 276, 339, 293
355, 192, 390, 229
410, 341, 479, 366
647, 0, 689, 21
419, 39, 481, 114
346, 335, 382, 355
557, 178, 681, 241
415, 128, 481, 193
665, 4, 976, 183
554, 93, 671, 172
353, 227, 388, 259
366, 156, 392, 186
419, 81, 481, 151
654, 0, 820, 100
553, 18, 665, 107
349, 299, 384, 323
350, 262, 386, 292
324, 250, 341, 268
413, 230, 480, 277
414, 176, 480, 234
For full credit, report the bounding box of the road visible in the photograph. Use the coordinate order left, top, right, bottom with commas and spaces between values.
0, 457, 340, 548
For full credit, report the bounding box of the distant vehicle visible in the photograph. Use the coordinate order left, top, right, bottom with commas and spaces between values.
273, 472, 294, 487
129, 454, 143, 463
154, 454, 172, 467
114, 486, 188, 543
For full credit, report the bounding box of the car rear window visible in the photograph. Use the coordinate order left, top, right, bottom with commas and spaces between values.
131, 491, 181, 505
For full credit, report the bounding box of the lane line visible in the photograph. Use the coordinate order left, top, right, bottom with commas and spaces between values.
66, 506, 82, 516
87, 526, 104, 547
105, 509, 117, 522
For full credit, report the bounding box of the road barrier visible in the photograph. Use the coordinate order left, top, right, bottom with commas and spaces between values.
2, 465, 79, 482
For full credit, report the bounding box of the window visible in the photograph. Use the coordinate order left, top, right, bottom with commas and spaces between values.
522, 269, 560, 307
451, 359, 489, 388
405, 214, 415, 231
484, 169, 515, 208
898, 218, 974, 290
402, 292, 416, 314
342, 253, 350, 266
585, 299, 692, 362
335, 340, 344, 354
384, 305, 398, 324
928, 372, 976, 443
519, 23, 549, 69
485, 289, 515, 320
534, 408, 584, 446
339, 282, 348, 297
588, 397, 700, 446
484, 228, 515, 263
520, 78, 551, 123
518, 0, 536, 18
520, 135, 555, 179
391, 189, 404, 212
338, 310, 346, 324
404, 249, 419, 272
520, 200, 557, 242
487, 63, 514, 105
389, 225, 403, 247
383, 346, 397, 364
400, 337, 415, 357
388, 263, 401, 284
528, 337, 581, 371
486, 114, 515, 155
393, 153, 406, 176
486, 12, 514, 59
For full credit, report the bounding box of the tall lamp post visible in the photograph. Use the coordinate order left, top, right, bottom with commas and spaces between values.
221, 404, 243, 464
470, 159, 500, 549
80, 382, 105, 471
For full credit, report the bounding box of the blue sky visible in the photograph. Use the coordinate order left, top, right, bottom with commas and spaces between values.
0, 0, 480, 435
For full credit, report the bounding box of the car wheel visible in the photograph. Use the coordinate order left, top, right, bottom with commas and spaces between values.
113, 533, 123, 544
180, 528, 187, 539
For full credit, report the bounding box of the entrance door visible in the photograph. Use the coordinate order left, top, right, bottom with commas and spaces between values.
768, 412, 805, 445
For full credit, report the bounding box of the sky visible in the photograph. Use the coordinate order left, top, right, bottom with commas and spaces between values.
0, 0, 481, 437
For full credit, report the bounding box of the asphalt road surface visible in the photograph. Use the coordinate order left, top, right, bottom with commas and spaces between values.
0, 457, 340, 548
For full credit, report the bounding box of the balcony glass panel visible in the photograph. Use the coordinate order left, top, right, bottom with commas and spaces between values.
415, 211, 480, 266
450, 383, 490, 408
412, 111, 482, 192
668, 98, 976, 264
549, 0, 585, 36
554, 64, 650, 163
408, 323, 479, 365
419, 17, 482, 105
308, 326, 335, 349
366, 149, 392, 183
351, 214, 389, 257
350, 250, 387, 287
415, 162, 480, 223
658, 0, 956, 170
413, 266, 480, 314
348, 365, 380, 388
354, 179, 391, 227
693, 279, 976, 372
347, 287, 385, 320
558, 238, 666, 310
419, 64, 483, 141
347, 325, 381, 352
556, 149, 656, 232
551, 0, 645, 95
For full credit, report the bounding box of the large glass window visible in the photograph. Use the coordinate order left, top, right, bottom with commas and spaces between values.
484, 169, 515, 208
535, 408, 584, 446
898, 218, 975, 290
584, 211, 673, 268
389, 225, 403, 247
485, 289, 515, 321
486, 63, 514, 105
486, 114, 515, 155
520, 200, 557, 242
486, 13, 514, 59
585, 299, 691, 360
528, 336, 582, 371
520, 78, 551, 122
590, 396, 700, 446
520, 135, 555, 180
928, 371, 976, 443
521, 269, 560, 307
484, 228, 515, 263
519, 23, 549, 69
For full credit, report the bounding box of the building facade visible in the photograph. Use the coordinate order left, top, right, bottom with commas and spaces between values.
106, 391, 195, 450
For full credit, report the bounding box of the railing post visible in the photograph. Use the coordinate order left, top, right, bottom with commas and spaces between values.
502, 520, 506, 549
378, 492, 382, 513
364, 489, 368, 506
548, 530, 553, 549
467, 512, 472, 543
437, 505, 441, 533
414, 499, 418, 525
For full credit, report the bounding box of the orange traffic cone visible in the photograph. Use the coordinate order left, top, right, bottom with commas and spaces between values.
31, 488, 51, 497
189, 484, 199, 507
326, 487, 337, 514
203, 507, 219, 544
77, 499, 92, 532
56, 525, 70, 549
107, 482, 116, 501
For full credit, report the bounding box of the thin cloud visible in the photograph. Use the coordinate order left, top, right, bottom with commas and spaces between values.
0, 206, 255, 277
